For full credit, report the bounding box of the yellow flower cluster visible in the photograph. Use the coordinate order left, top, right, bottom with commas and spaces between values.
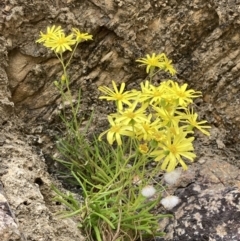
36, 25, 93, 53
98, 54, 210, 172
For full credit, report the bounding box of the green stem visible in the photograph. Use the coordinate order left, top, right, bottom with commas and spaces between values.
65, 42, 79, 68
55, 52, 79, 132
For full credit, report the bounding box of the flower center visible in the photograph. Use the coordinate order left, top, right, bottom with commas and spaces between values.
153, 90, 162, 97
142, 123, 150, 131
153, 132, 165, 142
125, 112, 135, 119
110, 126, 121, 133
114, 93, 123, 100
149, 59, 159, 66
176, 91, 186, 97
139, 144, 149, 154
57, 37, 66, 45
169, 145, 177, 155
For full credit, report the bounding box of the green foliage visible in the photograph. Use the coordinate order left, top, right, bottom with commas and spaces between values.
54, 135, 171, 241
36, 26, 210, 241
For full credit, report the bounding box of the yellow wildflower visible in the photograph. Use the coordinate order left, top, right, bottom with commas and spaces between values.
114, 100, 148, 126
152, 131, 167, 142
136, 53, 176, 75
98, 81, 138, 111
160, 54, 177, 76
72, 28, 93, 43
44, 32, 76, 53
136, 53, 165, 73
138, 143, 149, 154
139, 80, 169, 104
36, 25, 63, 44
169, 81, 202, 107
183, 108, 211, 136
99, 116, 133, 145
135, 114, 162, 141
151, 129, 196, 172
152, 105, 181, 130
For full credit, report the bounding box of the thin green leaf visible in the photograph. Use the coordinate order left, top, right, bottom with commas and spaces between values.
91, 211, 115, 229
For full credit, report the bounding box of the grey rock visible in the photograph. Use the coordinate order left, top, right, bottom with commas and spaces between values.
159, 158, 240, 241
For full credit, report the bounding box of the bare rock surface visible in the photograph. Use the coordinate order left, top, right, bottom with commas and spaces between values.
158, 156, 240, 241
0, 0, 240, 240
0, 123, 84, 241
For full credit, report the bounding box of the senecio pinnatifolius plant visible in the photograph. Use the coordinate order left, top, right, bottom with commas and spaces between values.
98, 53, 211, 172
36, 25, 211, 241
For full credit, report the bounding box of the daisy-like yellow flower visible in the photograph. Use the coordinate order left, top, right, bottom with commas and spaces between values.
36, 25, 63, 44
152, 105, 181, 130
98, 116, 134, 145
169, 81, 202, 107
136, 53, 165, 73
152, 130, 167, 142
136, 53, 176, 75
114, 100, 148, 126
183, 108, 211, 136
135, 114, 162, 141
150, 129, 196, 172
161, 56, 177, 75
44, 32, 76, 53
98, 81, 138, 111
72, 28, 93, 43
139, 80, 170, 104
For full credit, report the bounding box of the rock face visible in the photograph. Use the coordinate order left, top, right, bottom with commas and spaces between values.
158, 157, 240, 241
1, 0, 240, 145
0, 126, 85, 241
0, 0, 240, 240
173, 186, 239, 241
